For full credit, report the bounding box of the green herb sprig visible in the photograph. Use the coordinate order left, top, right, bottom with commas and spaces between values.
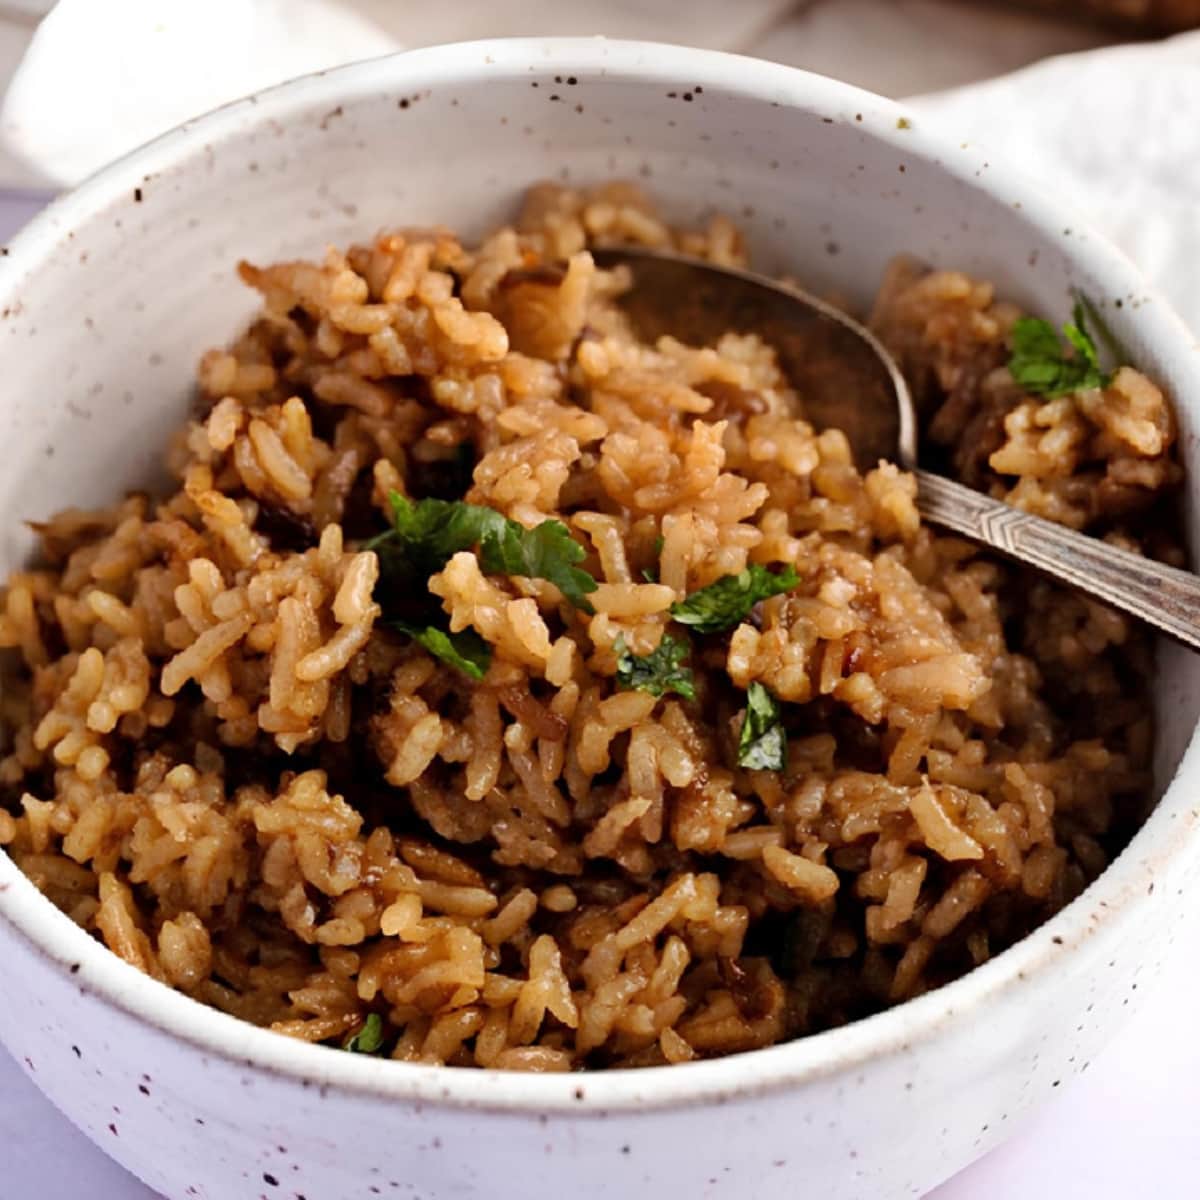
393, 622, 491, 681
478, 515, 597, 613
614, 634, 695, 700
670, 564, 799, 634
1008, 299, 1112, 398
737, 681, 786, 771
369, 492, 597, 613
342, 1013, 385, 1054
369, 492, 600, 678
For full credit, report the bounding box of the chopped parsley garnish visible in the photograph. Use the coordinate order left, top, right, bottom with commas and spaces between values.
342, 1013, 385, 1054
393, 622, 491, 681
642, 534, 666, 583
366, 492, 500, 579
477, 514, 597, 613
370, 492, 598, 672
1008, 299, 1112, 397
614, 633, 695, 700
1075, 293, 1129, 367
737, 681, 786, 771
369, 492, 597, 613
670, 564, 799, 634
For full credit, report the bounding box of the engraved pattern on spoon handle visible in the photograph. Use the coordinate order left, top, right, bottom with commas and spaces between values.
915, 469, 1200, 651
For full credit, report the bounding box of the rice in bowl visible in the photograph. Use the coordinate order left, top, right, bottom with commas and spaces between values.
0, 183, 1181, 1070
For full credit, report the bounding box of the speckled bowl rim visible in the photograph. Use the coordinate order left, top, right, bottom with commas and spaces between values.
2, 36, 1199, 1116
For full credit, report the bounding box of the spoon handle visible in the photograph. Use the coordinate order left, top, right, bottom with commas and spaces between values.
914, 469, 1200, 652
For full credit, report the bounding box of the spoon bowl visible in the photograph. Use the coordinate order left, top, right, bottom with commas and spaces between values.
592, 246, 916, 470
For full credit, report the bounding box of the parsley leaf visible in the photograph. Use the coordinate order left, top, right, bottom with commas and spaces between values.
1075, 292, 1129, 366
393, 621, 491, 680
670, 564, 799, 634
614, 634, 695, 700
370, 492, 597, 613
366, 493, 507, 581
479, 517, 597, 614
1008, 300, 1111, 398
642, 534, 665, 584
737, 681, 786, 771
342, 1013, 385, 1054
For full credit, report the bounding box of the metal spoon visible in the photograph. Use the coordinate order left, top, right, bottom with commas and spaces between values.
593, 246, 1200, 652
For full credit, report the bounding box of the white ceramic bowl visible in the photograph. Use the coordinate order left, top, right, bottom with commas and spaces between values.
1, 38, 1199, 1200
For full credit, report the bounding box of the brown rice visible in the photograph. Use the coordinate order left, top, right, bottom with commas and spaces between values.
0, 181, 1180, 1069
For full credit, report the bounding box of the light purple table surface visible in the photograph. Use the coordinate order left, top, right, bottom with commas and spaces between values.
1, 189, 1197, 1200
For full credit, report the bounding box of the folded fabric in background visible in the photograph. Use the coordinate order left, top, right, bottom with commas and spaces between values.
0, 0, 800, 187
0, 0, 399, 186
908, 30, 1200, 332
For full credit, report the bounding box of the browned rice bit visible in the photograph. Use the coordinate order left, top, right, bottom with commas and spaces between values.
0, 182, 1182, 1070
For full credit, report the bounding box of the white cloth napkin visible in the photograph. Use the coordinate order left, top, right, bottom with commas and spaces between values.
0, 0, 401, 186
0, 0, 801, 188
908, 30, 1200, 335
